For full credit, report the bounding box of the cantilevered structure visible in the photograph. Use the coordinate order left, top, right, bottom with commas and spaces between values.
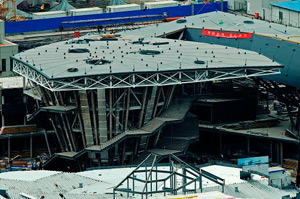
123, 11, 300, 88
11, 12, 283, 170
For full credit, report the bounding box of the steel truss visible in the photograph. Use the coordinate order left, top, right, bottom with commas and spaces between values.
13, 60, 282, 92
113, 153, 225, 199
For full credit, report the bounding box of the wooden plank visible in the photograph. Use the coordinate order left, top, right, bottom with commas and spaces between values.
0, 125, 37, 135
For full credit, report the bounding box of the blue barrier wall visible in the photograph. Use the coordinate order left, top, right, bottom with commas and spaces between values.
5, 2, 227, 34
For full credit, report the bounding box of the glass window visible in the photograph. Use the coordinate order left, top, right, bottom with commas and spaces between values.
1, 59, 6, 72
279, 11, 283, 21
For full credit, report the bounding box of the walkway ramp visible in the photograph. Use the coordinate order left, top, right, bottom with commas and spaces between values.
27, 106, 77, 121
130, 112, 199, 165
44, 97, 193, 166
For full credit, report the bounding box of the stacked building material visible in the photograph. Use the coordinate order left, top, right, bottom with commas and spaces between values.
283, 159, 298, 177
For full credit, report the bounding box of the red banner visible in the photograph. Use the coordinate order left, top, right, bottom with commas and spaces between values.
202, 29, 252, 39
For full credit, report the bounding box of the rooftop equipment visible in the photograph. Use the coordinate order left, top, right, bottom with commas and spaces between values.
68, 7, 103, 16
144, 1, 179, 9
106, 4, 140, 13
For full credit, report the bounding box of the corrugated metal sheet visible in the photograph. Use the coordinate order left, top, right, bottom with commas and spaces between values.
1, 166, 298, 199
0, 172, 110, 199
203, 180, 298, 199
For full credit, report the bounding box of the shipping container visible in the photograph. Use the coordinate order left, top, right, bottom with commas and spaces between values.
144, 1, 179, 9
106, 4, 141, 13
68, 7, 103, 16
32, 11, 67, 19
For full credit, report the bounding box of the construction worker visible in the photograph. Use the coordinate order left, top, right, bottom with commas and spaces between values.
32, 160, 37, 170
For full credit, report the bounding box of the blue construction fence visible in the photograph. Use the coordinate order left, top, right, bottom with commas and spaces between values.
5, 2, 227, 34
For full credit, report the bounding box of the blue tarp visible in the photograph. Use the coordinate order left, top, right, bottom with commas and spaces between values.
271, 0, 300, 12
5, 2, 227, 34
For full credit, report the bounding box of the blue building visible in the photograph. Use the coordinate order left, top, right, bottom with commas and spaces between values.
271, 0, 300, 27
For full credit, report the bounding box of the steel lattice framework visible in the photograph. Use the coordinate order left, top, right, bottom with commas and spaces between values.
13, 59, 282, 91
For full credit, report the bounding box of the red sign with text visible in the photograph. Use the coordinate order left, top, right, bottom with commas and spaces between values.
202, 29, 252, 39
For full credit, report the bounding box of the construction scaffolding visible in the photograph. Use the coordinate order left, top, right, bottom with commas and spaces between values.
113, 153, 225, 199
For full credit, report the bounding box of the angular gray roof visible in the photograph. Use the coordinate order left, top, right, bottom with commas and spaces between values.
204, 180, 298, 199
14, 37, 280, 80
124, 11, 300, 43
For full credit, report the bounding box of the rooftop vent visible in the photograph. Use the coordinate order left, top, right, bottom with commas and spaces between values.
67, 67, 79, 72
66, 39, 90, 44
68, 48, 90, 53
152, 41, 169, 45
194, 60, 205, 64
86, 58, 111, 65
100, 37, 118, 41
177, 19, 187, 23
244, 20, 254, 24
131, 38, 150, 45
139, 49, 161, 55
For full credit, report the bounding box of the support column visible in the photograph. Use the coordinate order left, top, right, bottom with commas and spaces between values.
138, 87, 148, 128
8, 137, 10, 159
145, 137, 150, 150
97, 89, 108, 163
58, 92, 77, 151
125, 88, 131, 130
97, 89, 108, 144
45, 88, 56, 105
182, 167, 186, 194
115, 101, 120, 134
134, 138, 140, 156
121, 142, 127, 165
296, 105, 300, 134
276, 142, 280, 163
152, 87, 162, 118
91, 91, 99, 145
144, 87, 157, 123
266, 91, 269, 111
247, 137, 250, 154
80, 91, 94, 147
164, 85, 175, 110
74, 91, 86, 148
0, 88, 3, 126
280, 142, 283, 165
270, 141, 273, 160
153, 129, 162, 147
109, 89, 113, 139
219, 133, 222, 154
30, 135, 33, 158
44, 130, 52, 156
49, 116, 65, 151
60, 113, 74, 152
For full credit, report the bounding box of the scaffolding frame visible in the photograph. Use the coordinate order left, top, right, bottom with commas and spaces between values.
113, 153, 225, 199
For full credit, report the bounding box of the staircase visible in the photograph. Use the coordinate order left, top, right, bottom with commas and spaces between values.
44, 97, 193, 165
80, 91, 94, 147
